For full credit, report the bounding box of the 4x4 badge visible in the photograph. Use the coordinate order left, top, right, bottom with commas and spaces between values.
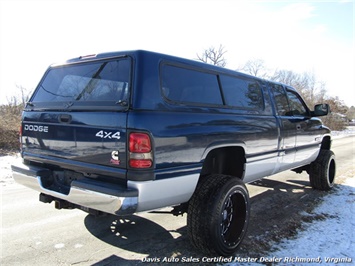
95, 130, 121, 140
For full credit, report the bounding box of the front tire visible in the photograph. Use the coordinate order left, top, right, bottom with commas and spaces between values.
187, 175, 250, 256
309, 150, 336, 191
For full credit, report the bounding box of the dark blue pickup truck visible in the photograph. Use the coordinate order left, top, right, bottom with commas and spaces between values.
12, 50, 335, 255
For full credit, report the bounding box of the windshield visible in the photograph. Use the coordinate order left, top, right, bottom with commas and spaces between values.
30, 57, 131, 110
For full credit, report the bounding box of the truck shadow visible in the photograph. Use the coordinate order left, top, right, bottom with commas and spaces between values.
84, 213, 200, 265
84, 174, 334, 264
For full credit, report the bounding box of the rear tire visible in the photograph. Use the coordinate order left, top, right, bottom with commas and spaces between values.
309, 150, 336, 191
187, 174, 250, 256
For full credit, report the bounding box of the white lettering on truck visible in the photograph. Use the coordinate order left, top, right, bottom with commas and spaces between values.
24, 124, 49, 133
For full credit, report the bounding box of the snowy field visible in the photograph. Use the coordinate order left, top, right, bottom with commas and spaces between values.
228, 173, 355, 266
332, 125, 355, 139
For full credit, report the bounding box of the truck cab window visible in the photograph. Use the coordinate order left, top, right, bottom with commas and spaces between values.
286, 90, 309, 117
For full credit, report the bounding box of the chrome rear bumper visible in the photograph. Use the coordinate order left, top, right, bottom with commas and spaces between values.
11, 160, 138, 216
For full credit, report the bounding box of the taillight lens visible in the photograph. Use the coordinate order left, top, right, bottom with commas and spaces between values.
129, 159, 152, 168
129, 133, 153, 168
19, 125, 22, 150
129, 133, 151, 153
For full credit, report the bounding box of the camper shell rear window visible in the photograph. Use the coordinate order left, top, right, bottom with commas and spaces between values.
29, 57, 131, 110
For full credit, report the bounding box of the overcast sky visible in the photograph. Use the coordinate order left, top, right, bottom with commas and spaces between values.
0, 0, 354, 106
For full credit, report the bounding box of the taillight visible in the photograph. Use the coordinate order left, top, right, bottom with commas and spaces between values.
129, 133, 151, 153
129, 158, 152, 168
129, 133, 153, 168
19, 125, 22, 150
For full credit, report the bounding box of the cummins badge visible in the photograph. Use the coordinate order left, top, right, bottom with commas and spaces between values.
110, 150, 120, 165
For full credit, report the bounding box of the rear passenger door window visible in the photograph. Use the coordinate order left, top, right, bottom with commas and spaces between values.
161, 65, 223, 105
271, 84, 291, 116
219, 75, 264, 110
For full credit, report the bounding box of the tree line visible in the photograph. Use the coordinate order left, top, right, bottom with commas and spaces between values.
0, 85, 31, 153
197, 45, 355, 130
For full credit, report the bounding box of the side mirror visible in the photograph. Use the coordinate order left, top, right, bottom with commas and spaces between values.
312, 103, 330, 117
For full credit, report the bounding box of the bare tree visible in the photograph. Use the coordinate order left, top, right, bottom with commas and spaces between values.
271, 69, 349, 130
196, 45, 227, 67
322, 96, 349, 130
240, 59, 268, 78
1, 85, 31, 151
346, 106, 355, 121
325, 96, 348, 114
271, 69, 301, 86
7, 85, 31, 107
271, 70, 321, 107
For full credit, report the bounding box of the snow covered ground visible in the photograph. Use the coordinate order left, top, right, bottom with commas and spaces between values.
0, 153, 19, 187
228, 174, 354, 266
0, 154, 19, 186
331, 125, 355, 139
264, 176, 354, 265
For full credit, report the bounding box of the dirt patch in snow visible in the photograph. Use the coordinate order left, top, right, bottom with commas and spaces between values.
235, 171, 354, 259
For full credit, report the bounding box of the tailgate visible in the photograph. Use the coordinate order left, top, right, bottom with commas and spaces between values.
21, 111, 127, 169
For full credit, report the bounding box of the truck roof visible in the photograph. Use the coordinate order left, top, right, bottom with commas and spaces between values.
52, 49, 293, 90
